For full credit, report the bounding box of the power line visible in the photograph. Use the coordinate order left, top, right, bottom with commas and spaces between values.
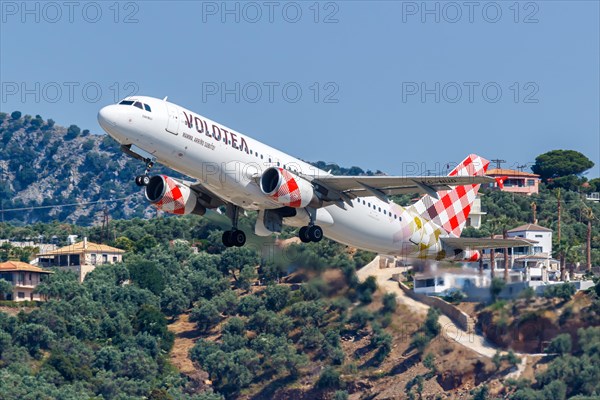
0, 195, 141, 213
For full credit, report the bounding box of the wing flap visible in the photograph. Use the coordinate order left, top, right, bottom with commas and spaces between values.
312, 175, 494, 200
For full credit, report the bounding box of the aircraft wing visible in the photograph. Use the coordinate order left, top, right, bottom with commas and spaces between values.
441, 237, 535, 250
309, 175, 495, 202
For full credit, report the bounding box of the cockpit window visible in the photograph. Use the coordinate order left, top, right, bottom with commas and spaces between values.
133, 101, 143, 109
119, 100, 134, 105
144, 104, 151, 112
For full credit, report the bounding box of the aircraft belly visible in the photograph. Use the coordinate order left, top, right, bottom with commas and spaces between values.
322, 204, 401, 254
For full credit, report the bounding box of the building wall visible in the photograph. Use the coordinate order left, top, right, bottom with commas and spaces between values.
507, 230, 552, 254
83, 252, 122, 266
0, 271, 49, 302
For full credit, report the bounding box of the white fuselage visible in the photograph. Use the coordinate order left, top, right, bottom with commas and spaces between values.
98, 96, 442, 257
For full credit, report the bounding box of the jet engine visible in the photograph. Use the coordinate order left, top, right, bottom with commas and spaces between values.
144, 175, 206, 216
259, 167, 319, 208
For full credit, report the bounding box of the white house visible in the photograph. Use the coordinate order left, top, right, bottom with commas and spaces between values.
506, 223, 553, 255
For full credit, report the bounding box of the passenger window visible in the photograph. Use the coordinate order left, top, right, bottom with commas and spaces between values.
144, 104, 151, 112
134, 101, 143, 109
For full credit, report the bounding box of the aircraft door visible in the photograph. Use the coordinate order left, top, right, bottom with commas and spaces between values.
165, 103, 180, 134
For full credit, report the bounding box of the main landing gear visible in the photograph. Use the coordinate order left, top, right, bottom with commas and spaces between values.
298, 208, 323, 243
222, 204, 246, 248
299, 225, 323, 243
135, 159, 155, 187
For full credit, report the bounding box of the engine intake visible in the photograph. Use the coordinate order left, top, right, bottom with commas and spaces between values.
259, 167, 317, 208
145, 175, 206, 216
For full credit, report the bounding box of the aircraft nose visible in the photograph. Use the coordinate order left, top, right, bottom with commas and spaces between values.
97, 105, 118, 128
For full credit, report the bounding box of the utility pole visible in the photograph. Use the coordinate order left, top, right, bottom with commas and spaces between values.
101, 206, 109, 243
490, 159, 506, 169
531, 201, 537, 224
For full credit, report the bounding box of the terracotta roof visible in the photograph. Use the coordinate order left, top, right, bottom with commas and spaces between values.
37, 241, 125, 256
0, 261, 53, 273
507, 224, 552, 233
487, 168, 540, 178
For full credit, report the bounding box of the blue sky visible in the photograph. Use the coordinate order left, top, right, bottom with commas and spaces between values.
1, 1, 599, 178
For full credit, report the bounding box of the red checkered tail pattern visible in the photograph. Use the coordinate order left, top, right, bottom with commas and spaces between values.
409, 154, 490, 238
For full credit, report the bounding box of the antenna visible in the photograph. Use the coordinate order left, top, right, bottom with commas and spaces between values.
517, 164, 527, 172
490, 159, 506, 169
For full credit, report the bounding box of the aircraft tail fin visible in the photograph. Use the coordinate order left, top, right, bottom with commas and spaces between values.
409, 154, 490, 237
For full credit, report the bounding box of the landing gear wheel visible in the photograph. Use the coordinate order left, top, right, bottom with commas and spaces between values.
222, 230, 246, 247
299, 226, 310, 243
135, 175, 150, 186
231, 230, 246, 247
307, 225, 323, 242
222, 231, 233, 247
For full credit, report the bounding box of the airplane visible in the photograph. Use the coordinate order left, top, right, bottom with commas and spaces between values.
98, 96, 529, 262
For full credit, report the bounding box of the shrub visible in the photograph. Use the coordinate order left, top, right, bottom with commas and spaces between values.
316, 366, 341, 389
546, 333, 572, 355
382, 293, 397, 313
543, 283, 576, 301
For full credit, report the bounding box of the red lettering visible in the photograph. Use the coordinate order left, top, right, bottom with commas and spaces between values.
239, 137, 249, 153
212, 125, 222, 141
194, 117, 204, 133
230, 132, 238, 150
221, 128, 229, 144
183, 111, 193, 128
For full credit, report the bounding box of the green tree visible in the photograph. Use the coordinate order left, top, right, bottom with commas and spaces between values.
127, 258, 165, 295
64, 124, 81, 140
264, 284, 291, 311
317, 366, 342, 389
532, 150, 594, 181
546, 333, 572, 355
160, 287, 189, 319
490, 277, 506, 301
382, 292, 397, 314
0, 279, 12, 299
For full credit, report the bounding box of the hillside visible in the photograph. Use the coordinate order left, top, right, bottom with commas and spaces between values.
0, 111, 382, 226
0, 111, 175, 224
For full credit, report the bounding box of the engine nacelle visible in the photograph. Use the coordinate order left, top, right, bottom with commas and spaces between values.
259, 167, 318, 208
453, 249, 481, 262
145, 175, 206, 216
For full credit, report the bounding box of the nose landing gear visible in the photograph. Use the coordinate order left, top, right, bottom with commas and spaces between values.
135, 159, 155, 187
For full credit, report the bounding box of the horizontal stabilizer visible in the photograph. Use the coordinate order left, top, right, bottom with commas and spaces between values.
441, 237, 535, 250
